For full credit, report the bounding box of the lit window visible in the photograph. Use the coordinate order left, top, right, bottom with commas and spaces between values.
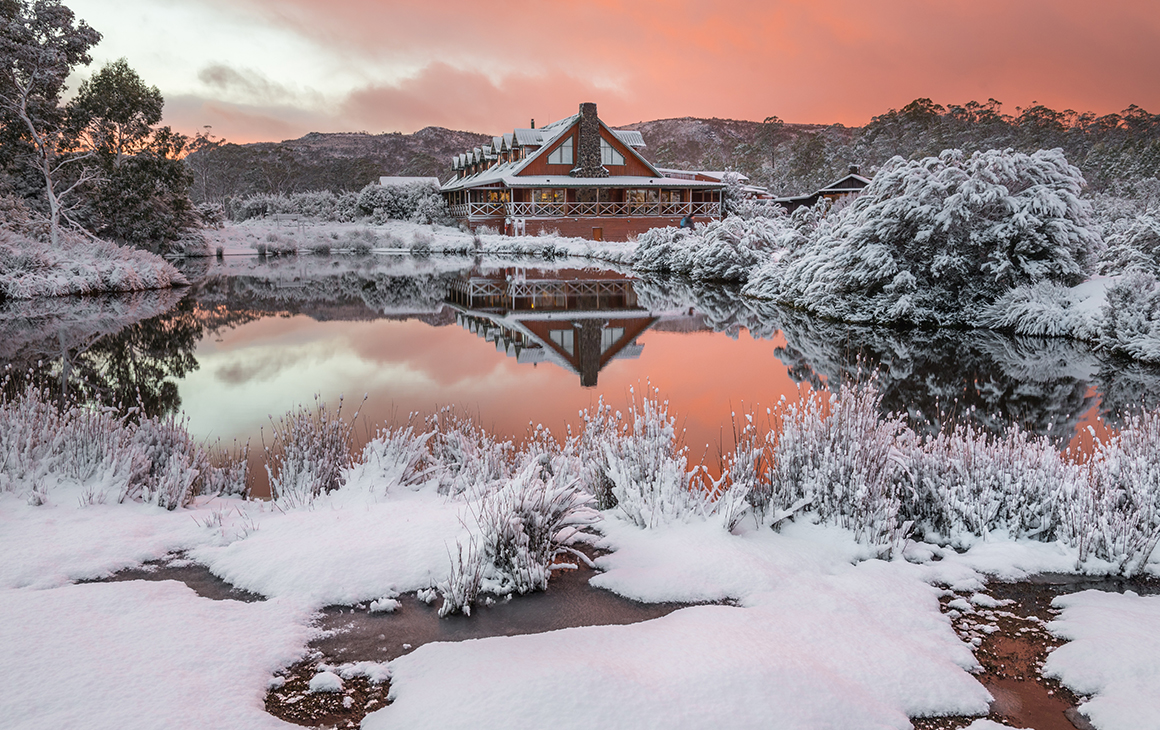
601, 138, 625, 166
547, 137, 574, 165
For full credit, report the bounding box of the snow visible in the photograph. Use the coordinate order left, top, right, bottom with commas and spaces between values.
0, 489, 220, 589
1045, 590, 1160, 730
0, 580, 314, 730
189, 486, 467, 609
367, 519, 990, 729
308, 671, 344, 693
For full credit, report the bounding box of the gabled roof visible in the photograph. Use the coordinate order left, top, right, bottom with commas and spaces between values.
444, 111, 674, 191
816, 173, 872, 194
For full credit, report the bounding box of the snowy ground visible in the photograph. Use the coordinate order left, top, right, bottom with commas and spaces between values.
1045, 590, 1160, 730
3, 462, 1156, 729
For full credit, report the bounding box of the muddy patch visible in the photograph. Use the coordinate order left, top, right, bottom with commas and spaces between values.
914, 574, 1159, 730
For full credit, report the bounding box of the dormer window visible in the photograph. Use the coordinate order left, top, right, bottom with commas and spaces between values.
600, 138, 624, 166
547, 137, 574, 165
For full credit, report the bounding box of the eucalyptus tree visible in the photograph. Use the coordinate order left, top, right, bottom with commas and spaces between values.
0, 0, 100, 245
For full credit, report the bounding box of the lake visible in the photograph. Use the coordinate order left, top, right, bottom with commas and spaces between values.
4, 252, 1158, 495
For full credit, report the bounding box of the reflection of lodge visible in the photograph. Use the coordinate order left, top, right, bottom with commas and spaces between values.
447, 269, 657, 387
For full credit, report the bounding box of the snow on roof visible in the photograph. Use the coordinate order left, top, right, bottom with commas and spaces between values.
816, 173, 872, 193
514, 128, 543, 146
612, 130, 646, 148
655, 168, 749, 183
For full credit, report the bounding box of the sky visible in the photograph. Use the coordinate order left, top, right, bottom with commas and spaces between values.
66, 0, 1160, 144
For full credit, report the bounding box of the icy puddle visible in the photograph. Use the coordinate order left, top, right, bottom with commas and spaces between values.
92, 557, 690, 729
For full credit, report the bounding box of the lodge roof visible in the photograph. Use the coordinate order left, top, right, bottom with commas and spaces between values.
444, 105, 653, 190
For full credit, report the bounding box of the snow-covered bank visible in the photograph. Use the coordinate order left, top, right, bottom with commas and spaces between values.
0, 580, 314, 730
4, 379, 1160, 728
0, 229, 188, 299
1045, 590, 1160, 730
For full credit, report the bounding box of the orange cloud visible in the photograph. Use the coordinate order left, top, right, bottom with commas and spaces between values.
170, 0, 1160, 141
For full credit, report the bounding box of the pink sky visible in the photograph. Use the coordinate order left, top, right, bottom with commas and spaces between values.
73, 0, 1160, 142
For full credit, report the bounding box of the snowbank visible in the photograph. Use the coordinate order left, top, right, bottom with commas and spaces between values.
0, 230, 188, 299
368, 520, 990, 730
1045, 590, 1160, 730
0, 580, 314, 730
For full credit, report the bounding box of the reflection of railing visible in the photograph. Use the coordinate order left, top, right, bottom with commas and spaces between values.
450, 201, 721, 219
449, 276, 639, 312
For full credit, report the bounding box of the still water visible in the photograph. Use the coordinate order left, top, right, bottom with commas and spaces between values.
5, 253, 1159, 489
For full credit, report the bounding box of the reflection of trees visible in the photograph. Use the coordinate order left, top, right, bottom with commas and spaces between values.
1094, 358, 1160, 428
1, 289, 201, 419
632, 275, 1160, 445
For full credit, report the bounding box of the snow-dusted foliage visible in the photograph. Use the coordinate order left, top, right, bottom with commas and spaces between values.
766, 384, 913, 552
1098, 214, 1160, 275
0, 383, 246, 507
746, 149, 1102, 326
633, 215, 802, 282
469, 462, 599, 596
980, 281, 1102, 339
1068, 410, 1160, 575
228, 191, 362, 223
423, 407, 514, 497
1098, 271, 1160, 362
263, 395, 361, 506
357, 181, 451, 225
907, 423, 1079, 546
599, 387, 715, 528
351, 423, 434, 493
0, 229, 188, 300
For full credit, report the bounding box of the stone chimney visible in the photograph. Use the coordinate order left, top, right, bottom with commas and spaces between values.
571, 102, 609, 178
849, 165, 860, 176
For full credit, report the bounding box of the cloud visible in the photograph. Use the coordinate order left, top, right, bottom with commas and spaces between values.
197, 63, 323, 108
150, 0, 1160, 139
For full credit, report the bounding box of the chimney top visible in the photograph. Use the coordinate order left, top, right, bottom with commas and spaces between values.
849, 165, 860, 176
530, 118, 535, 129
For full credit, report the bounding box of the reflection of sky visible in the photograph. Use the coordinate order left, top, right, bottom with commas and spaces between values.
179, 311, 804, 463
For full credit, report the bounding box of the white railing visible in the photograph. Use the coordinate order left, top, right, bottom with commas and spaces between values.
449, 201, 721, 219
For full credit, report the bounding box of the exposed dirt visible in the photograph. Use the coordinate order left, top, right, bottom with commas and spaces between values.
913, 574, 1159, 730
265, 661, 390, 729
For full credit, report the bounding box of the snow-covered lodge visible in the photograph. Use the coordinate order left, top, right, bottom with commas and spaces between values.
442, 103, 726, 241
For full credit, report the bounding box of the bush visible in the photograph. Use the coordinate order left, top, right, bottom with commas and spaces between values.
748, 148, 1102, 326
263, 395, 362, 506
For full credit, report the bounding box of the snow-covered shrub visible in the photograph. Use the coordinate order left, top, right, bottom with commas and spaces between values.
438, 538, 485, 617
1098, 271, 1160, 362
120, 415, 210, 510
0, 229, 188, 299
603, 386, 712, 528
767, 383, 913, 551
572, 397, 621, 509
0, 384, 246, 507
424, 407, 514, 497
1098, 214, 1160, 275
633, 215, 801, 282
358, 181, 448, 224
748, 148, 1102, 326
906, 423, 1078, 545
263, 395, 362, 506
226, 191, 363, 223
353, 423, 434, 493
722, 408, 772, 527
981, 281, 1098, 338
1067, 410, 1160, 575
470, 462, 599, 596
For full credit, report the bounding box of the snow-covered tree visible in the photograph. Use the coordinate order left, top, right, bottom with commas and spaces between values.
746, 148, 1102, 326
0, 0, 101, 245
